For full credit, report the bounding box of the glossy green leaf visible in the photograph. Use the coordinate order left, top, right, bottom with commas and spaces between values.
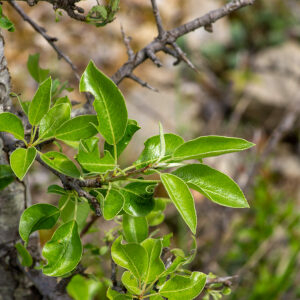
173, 164, 249, 208
41, 151, 81, 178
107, 288, 132, 300
15, 243, 33, 267
119, 182, 157, 217
54, 95, 71, 106
27, 53, 49, 83
10, 147, 36, 180
0, 164, 14, 190
111, 236, 148, 280
147, 198, 167, 226
59, 195, 90, 231
0, 5, 15, 32
28, 77, 52, 125
42, 220, 82, 277
55, 115, 98, 142
80, 61, 128, 145
158, 122, 166, 162
47, 184, 67, 195
159, 272, 207, 300
67, 274, 102, 300
76, 137, 116, 174
19, 203, 60, 245
173, 135, 255, 161
134, 134, 184, 169
96, 188, 124, 220
39, 103, 71, 140
104, 119, 140, 157
161, 173, 196, 234
141, 238, 165, 283
123, 215, 148, 243
0, 112, 25, 141
147, 211, 164, 227
121, 271, 142, 295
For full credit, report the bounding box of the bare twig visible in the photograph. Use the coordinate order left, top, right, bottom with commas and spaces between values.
121, 25, 135, 61
8, 1, 81, 81
150, 0, 164, 39
80, 214, 98, 238
206, 275, 238, 287
128, 73, 159, 92
112, 0, 256, 85
13, 0, 86, 22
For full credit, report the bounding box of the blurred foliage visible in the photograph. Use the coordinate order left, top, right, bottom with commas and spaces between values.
201, 0, 297, 74
219, 171, 300, 300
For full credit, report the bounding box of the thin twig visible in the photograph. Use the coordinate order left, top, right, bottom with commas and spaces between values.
8, 1, 81, 81
111, 0, 256, 85
80, 214, 98, 238
150, 0, 164, 39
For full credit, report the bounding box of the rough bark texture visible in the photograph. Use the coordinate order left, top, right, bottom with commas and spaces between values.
0, 31, 28, 300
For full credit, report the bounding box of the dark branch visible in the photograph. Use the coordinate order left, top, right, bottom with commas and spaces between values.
150, 0, 164, 39
13, 0, 86, 22
8, 1, 81, 81
111, 0, 255, 85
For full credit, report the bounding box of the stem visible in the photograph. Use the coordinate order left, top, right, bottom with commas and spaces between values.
59, 194, 71, 211
73, 197, 78, 221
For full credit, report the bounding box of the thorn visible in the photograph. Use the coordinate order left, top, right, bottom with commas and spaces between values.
128, 74, 159, 92
146, 49, 163, 67
121, 25, 135, 61
171, 42, 199, 72
204, 23, 213, 33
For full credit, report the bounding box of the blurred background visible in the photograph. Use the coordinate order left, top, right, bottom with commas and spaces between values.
2, 0, 300, 299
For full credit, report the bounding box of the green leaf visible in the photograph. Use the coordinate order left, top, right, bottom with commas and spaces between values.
173, 136, 255, 161
55, 115, 98, 142
19, 203, 60, 245
111, 236, 148, 280
39, 103, 71, 140
0, 164, 15, 190
0, 112, 25, 141
147, 198, 167, 226
161, 173, 196, 234
107, 288, 132, 300
42, 220, 82, 277
123, 215, 148, 243
15, 243, 33, 267
59, 195, 90, 231
134, 134, 184, 168
141, 238, 165, 283
27, 53, 50, 83
67, 274, 102, 300
10, 147, 37, 180
173, 164, 249, 208
0, 5, 15, 32
47, 184, 67, 195
41, 151, 81, 178
104, 119, 140, 157
11, 92, 30, 116
54, 95, 71, 106
96, 188, 124, 220
159, 272, 207, 300
28, 77, 52, 125
80, 61, 128, 145
119, 182, 157, 217
121, 271, 142, 295
158, 122, 166, 163
76, 137, 116, 174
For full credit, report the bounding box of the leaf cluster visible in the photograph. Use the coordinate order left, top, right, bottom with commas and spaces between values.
0, 56, 254, 299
